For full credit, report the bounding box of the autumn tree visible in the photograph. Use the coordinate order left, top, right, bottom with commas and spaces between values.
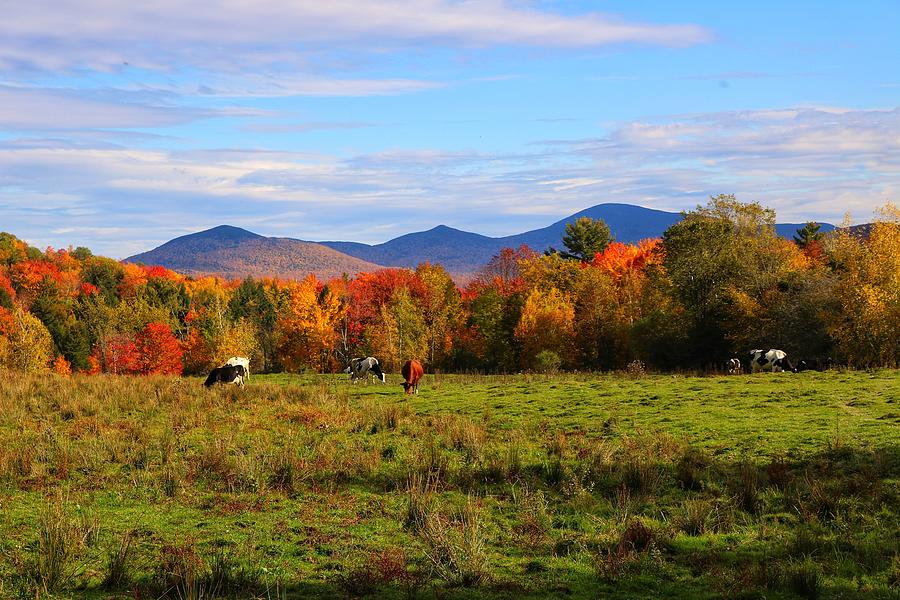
3, 307, 54, 373
134, 322, 183, 375
372, 287, 428, 371
416, 263, 463, 368
514, 287, 575, 368
825, 204, 900, 366
228, 277, 279, 372
277, 276, 344, 372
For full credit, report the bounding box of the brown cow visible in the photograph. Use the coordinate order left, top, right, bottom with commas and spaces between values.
401, 359, 424, 394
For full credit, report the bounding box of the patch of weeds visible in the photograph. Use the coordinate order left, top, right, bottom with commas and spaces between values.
766, 454, 791, 489
338, 548, 420, 597
153, 540, 207, 599
625, 360, 647, 379
514, 489, 552, 549
208, 550, 265, 596
622, 456, 662, 495
620, 519, 654, 553
678, 499, 713, 536
26, 496, 86, 593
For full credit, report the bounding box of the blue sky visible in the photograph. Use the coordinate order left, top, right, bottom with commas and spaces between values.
2, 1, 898, 257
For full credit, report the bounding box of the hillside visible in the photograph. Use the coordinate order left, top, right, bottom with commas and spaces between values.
125, 225, 384, 280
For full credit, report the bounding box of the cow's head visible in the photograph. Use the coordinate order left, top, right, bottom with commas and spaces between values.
777, 357, 797, 373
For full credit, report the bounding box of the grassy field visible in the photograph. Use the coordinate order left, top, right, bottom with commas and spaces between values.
0, 369, 898, 599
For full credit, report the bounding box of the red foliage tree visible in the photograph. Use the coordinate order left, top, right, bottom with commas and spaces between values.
134, 322, 184, 375
467, 245, 535, 298
94, 334, 141, 374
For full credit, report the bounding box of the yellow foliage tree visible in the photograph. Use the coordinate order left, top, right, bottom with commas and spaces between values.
415, 263, 463, 367
514, 287, 575, 367
826, 204, 900, 366
3, 308, 54, 373
370, 287, 428, 372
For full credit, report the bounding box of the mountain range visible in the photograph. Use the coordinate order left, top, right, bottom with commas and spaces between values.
125, 203, 836, 281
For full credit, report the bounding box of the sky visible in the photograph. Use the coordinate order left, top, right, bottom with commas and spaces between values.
2, 1, 899, 258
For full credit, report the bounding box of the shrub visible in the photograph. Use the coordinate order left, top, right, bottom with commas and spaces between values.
625, 359, 647, 379
535, 350, 562, 374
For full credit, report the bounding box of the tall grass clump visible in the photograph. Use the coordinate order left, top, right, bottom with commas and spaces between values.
27, 497, 85, 593
420, 498, 490, 587
102, 530, 133, 590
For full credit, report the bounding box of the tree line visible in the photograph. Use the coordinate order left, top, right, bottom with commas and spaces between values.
1, 195, 897, 376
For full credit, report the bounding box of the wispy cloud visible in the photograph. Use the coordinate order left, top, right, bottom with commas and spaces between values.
2, 2, 710, 76
0, 85, 213, 130
241, 121, 380, 134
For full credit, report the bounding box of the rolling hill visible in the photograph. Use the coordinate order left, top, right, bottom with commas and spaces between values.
124, 225, 384, 281
321, 203, 835, 275
126, 204, 837, 281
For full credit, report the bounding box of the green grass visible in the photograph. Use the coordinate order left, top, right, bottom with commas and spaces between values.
0, 369, 897, 598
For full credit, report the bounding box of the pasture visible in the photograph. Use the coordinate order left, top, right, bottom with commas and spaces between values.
0, 370, 898, 599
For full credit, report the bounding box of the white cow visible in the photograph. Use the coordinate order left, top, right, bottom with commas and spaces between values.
225, 356, 250, 379
727, 358, 742, 374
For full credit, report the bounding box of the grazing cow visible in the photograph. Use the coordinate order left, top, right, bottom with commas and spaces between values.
225, 356, 250, 379
727, 358, 742, 375
204, 364, 245, 387
400, 359, 424, 395
796, 357, 834, 372
343, 357, 386, 384
749, 349, 796, 373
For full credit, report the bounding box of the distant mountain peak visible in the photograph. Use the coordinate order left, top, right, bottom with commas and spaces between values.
124, 224, 381, 280
189, 225, 263, 240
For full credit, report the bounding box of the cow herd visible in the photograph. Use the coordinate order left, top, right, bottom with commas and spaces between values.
202, 348, 831, 390
727, 349, 835, 375
203, 355, 425, 393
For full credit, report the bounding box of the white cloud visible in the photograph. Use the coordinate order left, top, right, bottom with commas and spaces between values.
1, 1, 710, 74
2, 106, 898, 256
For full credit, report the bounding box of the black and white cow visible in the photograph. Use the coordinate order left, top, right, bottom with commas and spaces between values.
796, 357, 834, 372
225, 356, 250, 379
204, 364, 246, 387
727, 358, 742, 374
343, 357, 386, 384
749, 349, 796, 373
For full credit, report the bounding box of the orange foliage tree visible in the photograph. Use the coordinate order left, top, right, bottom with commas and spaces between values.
277, 276, 345, 372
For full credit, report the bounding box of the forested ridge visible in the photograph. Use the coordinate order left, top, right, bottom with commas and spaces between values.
2, 196, 898, 376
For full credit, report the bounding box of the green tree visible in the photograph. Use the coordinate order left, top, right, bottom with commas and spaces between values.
554, 217, 612, 261
661, 194, 802, 366
793, 221, 824, 249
